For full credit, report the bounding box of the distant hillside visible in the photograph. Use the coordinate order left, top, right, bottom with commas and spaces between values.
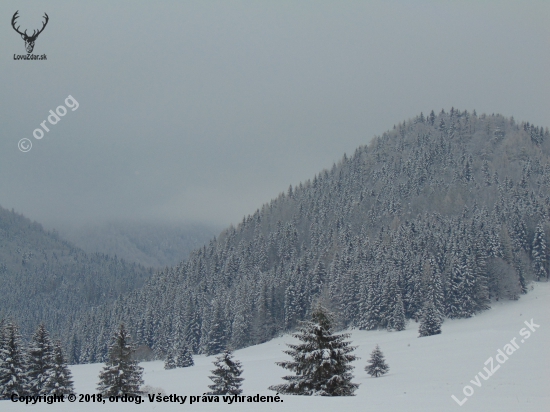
68, 110, 550, 364
60, 221, 219, 268
0, 206, 154, 338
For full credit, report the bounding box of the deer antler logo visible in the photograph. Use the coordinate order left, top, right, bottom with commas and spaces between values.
11, 11, 49, 54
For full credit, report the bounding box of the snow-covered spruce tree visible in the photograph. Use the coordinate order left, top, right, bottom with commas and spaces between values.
183, 298, 201, 353
269, 305, 359, 396
446, 256, 476, 319
207, 350, 243, 395
418, 300, 442, 337
381, 273, 407, 331
97, 324, 143, 396
390, 292, 406, 331
27, 324, 54, 395
0, 321, 28, 398
532, 223, 547, 281
358, 274, 382, 330
44, 340, 74, 395
204, 299, 227, 356
365, 345, 389, 377
424, 256, 445, 320
176, 342, 194, 368
164, 350, 176, 370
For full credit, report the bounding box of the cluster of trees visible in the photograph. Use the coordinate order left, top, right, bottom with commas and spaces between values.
66, 110, 549, 364
204, 306, 392, 397
96, 324, 243, 397
206, 306, 392, 397
0, 320, 74, 399
0, 315, 403, 400
164, 341, 194, 370
96, 308, 394, 399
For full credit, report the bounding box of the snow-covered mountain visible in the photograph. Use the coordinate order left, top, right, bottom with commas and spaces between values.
68, 110, 550, 365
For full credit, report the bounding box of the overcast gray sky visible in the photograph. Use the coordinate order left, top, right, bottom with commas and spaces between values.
1, 0, 549, 231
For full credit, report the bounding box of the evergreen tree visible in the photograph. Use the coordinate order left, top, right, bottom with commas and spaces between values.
0, 321, 28, 399
204, 299, 227, 356
251, 282, 275, 345
207, 350, 243, 395
27, 324, 54, 395
365, 344, 389, 377
418, 300, 442, 337
446, 257, 472, 318
44, 341, 74, 396
97, 324, 143, 396
68, 334, 80, 365
532, 223, 547, 281
269, 305, 358, 396
164, 350, 176, 370
176, 343, 194, 368
390, 292, 406, 331
183, 297, 201, 353
358, 274, 381, 330
425, 256, 445, 319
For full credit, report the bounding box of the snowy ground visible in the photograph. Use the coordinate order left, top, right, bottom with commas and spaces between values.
3, 282, 549, 411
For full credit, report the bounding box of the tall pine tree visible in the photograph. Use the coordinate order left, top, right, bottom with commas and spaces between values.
532, 223, 547, 281
44, 341, 74, 395
97, 324, 144, 396
27, 324, 54, 395
0, 321, 28, 398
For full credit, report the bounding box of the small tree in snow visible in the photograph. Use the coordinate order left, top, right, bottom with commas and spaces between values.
269, 305, 358, 396
176, 343, 194, 368
164, 350, 176, 370
207, 350, 243, 395
365, 344, 389, 377
418, 300, 442, 337
97, 324, 143, 396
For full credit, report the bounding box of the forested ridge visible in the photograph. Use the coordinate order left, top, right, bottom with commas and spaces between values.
45, 110, 550, 362
0, 206, 154, 338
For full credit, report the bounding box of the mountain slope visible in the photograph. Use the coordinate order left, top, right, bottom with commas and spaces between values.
0, 206, 154, 338
69, 110, 550, 363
